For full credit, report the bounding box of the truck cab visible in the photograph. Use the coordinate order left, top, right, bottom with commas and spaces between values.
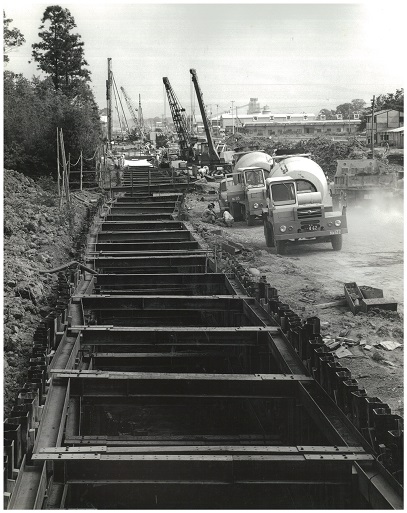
219, 167, 267, 225
264, 175, 347, 254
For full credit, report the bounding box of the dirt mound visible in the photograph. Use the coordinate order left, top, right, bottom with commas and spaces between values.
3, 169, 102, 414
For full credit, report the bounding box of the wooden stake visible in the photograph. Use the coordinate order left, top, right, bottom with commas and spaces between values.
56, 127, 61, 197
80, 151, 83, 191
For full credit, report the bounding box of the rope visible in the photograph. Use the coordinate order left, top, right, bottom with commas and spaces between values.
71, 154, 82, 167
67, 148, 100, 167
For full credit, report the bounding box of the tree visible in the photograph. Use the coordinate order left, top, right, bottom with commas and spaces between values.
351, 99, 366, 112
3, 11, 25, 63
4, 71, 101, 176
375, 89, 404, 111
318, 108, 336, 120
32, 5, 90, 94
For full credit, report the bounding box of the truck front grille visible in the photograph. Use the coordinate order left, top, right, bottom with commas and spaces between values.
297, 206, 322, 219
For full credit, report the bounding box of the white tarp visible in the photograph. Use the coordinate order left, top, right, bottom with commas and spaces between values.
125, 158, 154, 168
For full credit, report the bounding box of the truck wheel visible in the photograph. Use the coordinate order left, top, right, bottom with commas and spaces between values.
276, 240, 287, 255
264, 221, 274, 247
331, 234, 342, 251
246, 213, 256, 226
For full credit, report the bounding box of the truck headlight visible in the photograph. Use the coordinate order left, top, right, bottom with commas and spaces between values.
288, 226, 293, 231
280, 225, 287, 233
253, 202, 259, 209
334, 220, 341, 227
328, 222, 333, 227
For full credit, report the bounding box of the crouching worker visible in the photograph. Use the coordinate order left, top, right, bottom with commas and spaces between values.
222, 209, 234, 227
202, 203, 217, 224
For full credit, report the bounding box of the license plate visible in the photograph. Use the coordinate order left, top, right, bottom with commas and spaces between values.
329, 229, 341, 235
303, 225, 319, 232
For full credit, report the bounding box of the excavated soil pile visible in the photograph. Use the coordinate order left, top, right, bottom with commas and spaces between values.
3, 169, 102, 415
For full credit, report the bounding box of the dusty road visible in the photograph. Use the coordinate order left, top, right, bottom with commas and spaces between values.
186, 192, 404, 415
220, 203, 404, 308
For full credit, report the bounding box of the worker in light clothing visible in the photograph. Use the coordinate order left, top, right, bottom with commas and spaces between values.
222, 209, 234, 227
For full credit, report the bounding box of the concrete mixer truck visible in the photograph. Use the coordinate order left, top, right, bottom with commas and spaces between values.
218, 151, 274, 225
262, 154, 347, 254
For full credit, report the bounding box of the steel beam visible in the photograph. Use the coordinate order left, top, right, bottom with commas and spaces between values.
105, 213, 175, 221
74, 326, 278, 346
101, 221, 184, 231
93, 241, 200, 252
34, 453, 363, 484
53, 371, 313, 398
111, 183, 190, 193
76, 295, 253, 312
96, 230, 192, 242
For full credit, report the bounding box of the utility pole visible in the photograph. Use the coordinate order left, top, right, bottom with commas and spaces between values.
231, 101, 235, 135
371, 95, 375, 158
107, 58, 112, 147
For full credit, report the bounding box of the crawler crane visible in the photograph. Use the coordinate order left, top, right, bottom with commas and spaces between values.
163, 77, 195, 160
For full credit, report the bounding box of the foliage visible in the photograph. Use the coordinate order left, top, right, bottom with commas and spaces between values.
3, 11, 25, 63
375, 89, 404, 112
31, 5, 90, 94
226, 133, 368, 180
4, 71, 102, 177
318, 99, 366, 121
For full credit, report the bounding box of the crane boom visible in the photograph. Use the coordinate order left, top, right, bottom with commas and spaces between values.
189, 69, 220, 163
163, 77, 193, 159
138, 94, 145, 134
120, 86, 139, 129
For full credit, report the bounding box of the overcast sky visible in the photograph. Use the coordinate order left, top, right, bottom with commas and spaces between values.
4, 1, 405, 119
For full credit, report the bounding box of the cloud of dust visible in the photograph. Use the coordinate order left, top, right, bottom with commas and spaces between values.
346, 191, 404, 228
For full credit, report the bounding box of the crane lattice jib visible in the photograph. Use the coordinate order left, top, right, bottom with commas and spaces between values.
138, 94, 145, 133
163, 77, 192, 156
120, 86, 139, 129
189, 69, 220, 163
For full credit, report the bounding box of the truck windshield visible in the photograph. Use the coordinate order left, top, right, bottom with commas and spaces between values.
271, 182, 296, 204
244, 169, 264, 186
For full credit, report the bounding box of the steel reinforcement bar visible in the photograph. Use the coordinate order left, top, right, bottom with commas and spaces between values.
4, 166, 403, 509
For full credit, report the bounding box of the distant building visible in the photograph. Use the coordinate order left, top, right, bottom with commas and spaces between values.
365, 109, 404, 148
219, 111, 360, 137
247, 98, 261, 114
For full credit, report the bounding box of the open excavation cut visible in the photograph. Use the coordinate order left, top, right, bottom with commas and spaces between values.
5, 161, 402, 510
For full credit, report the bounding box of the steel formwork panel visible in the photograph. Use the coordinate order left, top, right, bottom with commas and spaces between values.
59, 481, 358, 509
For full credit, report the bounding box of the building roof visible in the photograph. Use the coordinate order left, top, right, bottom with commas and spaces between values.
242, 119, 361, 126
382, 126, 404, 133
367, 108, 404, 117
221, 113, 316, 120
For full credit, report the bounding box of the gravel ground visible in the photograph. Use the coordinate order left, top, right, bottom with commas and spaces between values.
185, 189, 404, 415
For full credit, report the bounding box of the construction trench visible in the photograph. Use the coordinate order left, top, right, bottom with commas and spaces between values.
4, 164, 403, 509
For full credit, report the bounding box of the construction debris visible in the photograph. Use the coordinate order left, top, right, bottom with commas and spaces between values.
379, 340, 402, 351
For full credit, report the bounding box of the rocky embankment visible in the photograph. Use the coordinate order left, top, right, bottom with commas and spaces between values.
3, 170, 102, 415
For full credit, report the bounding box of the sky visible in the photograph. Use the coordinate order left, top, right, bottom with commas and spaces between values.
3, 1, 406, 120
